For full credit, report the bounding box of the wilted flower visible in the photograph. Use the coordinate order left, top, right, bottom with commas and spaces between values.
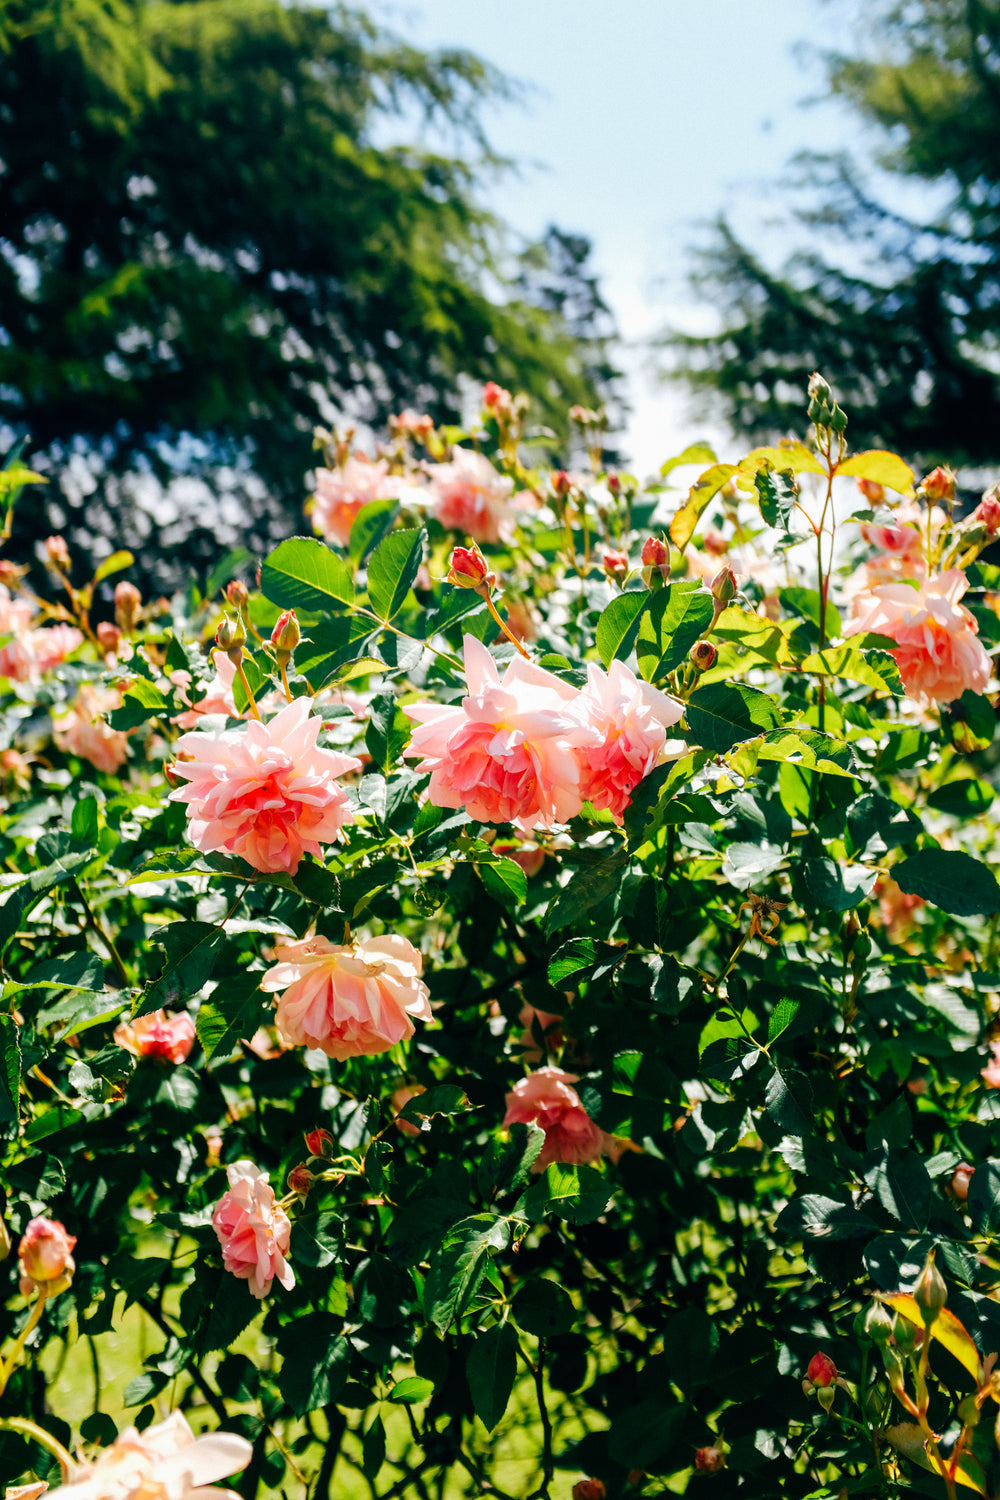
114, 1009, 196, 1065
260, 933, 432, 1058
690, 640, 717, 671
428, 449, 515, 543
211, 1161, 294, 1299
574, 660, 683, 821
18, 1217, 76, 1298
168, 697, 361, 874
52, 684, 129, 774
503, 1067, 606, 1170
847, 570, 991, 703
45, 1409, 251, 1499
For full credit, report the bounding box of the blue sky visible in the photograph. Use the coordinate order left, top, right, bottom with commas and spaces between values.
375, 0, 863, 472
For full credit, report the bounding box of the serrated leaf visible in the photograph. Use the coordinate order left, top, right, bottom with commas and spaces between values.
260, 536, 354, 611
349, 500, 400, 564
765, 1068, 814, 1135
967, 1160, 1000, 1236
136, 921, 225, 1017
636, 583, 714, 681
390, 1375, 434, 1404
547, 938, 598, 987
521, 1163, 611, 1224
767, 998, 799, 1045
196, 973, 271, 1063
0, 1016, 20, 1124
685, 682, 782, 753
466, 1322, 517, 1432
863, 1148, 932, 1229
803, 859, 878, 911
669, 463, 736, 549
426, 1215, 510, 1330
801, 645, 903, 697
894, 850, 1000, 916
277, 1316, 350, 1416
595, 591, 647, 667
478, 857, 527, 909
838, 450, 915, 495
107, 678, 171, 730
927, 779, 995, 817
367, 527, 425, 622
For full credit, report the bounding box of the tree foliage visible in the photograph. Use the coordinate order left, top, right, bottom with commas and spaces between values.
666, 0, 1000, 465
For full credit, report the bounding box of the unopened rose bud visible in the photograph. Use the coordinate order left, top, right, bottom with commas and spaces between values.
448, 544, 492, 593
288, 1164, 314, 1200
0, 560, 28, 589
693, 1447, 725, 1474
603, 549, 629, 582
96, 621, 122, 656
806, 1352, 837, 1389
482, 382, 511, 411
711, 567, 738, 605
114, 580, 142, 634
973, 491, 1000, 537
44, 536, 70, 573
18, 1217, 76, 1297
606, 473, 621, 496
226, 579, 250, 609
950, 1162, 975, 1202
641, 536, 669, 568
913, 1251, 947, 1324
863, 1300, 895, 1347
856, 477, 885, 506
304, 1128, 335, 1159
215, 612, 246, 664
270, 609, 300, 658
572, 1480, 606, 1500
922, 465, 956, 503
551, 470, 572, 498
690, 640, 717, 672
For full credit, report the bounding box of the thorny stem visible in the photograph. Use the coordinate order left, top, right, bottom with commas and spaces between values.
0, 1291, 49, 1400
0, 1415, 74, 1478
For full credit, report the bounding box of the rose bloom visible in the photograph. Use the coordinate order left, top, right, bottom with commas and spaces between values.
18, 1216, 76, 1297
52, 684, 129, 773
404, 634, 595, 832
168, 696, 361, 874
312, 456, 400, 548
859, 519, 925, 563
114, 1008, 196, 1065
503, 1067, 606, 1171
428, 448, 516, 543
847, 570, 992, 703
45, 1410, 251, 1500
260, 933, 431, 1058
875, 875, 925, 945
0, 622, 84, 683
574, 660, 683, 821
211, 1160, 294, 1299
982, 1040, 1000, 1088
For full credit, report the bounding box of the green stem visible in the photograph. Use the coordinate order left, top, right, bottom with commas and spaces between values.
234, 659, 262, 722
0, 1415, 74, 1478
0, 1291, 49, 1399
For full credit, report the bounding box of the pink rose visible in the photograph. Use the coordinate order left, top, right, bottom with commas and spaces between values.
0, 620, 83, 683
52, 683, 129, 773
114, 1008, 196, 1064
859, 520, 925, 562
847, 570, 991, 703
211, 1160, 294, 1299
0, 585, 33, 638
574, 660, 683, 822
312, 456, 397, 548
503, 1067, 606, 1170
260, 933, 431, 1058
403, 635, 595, 832
168, 696, 361, 874
46, 1409, 251, 1499
982, 1040, 1000, 1088
428, 449, 515, 543
18, 1217, 76, 1297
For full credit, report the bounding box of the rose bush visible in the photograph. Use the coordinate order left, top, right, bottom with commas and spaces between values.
2, 377, 1000, 1496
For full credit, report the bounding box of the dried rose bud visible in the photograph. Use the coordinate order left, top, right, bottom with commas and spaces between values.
922, 465, 956, 503
18, 1217, 76, 1297
226, 579, 250, 608
641, 536, 669, 568
572, 1481, 606, 1500
950, 1162, 975, 1202
114, 580, 142, 634
287, 1164, 314, 1200
270, 609, 300, 657
603, 549, 629, 581
693, 1447, 725, 1474
856, 477, 885, 506
690, 640, 717, 671
448, 544, 491, 592
304, 1128, 335, 1159
710, 566, 738, 604
44, 536, 70, 573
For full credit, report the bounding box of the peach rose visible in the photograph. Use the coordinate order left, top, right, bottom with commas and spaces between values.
847, 570, 991, 703
312, 456, 399, 548
52, 684, 128, 773
168, 696, 361, 874
114, 1008, 196, 1064
211, 1160, 294, 1299
428, 448, 515, 543
18, 1217, 76, 1297
574, 660, 683, 821
503, 1067, 606, 1171
260, 933, 431, 1058
45, 1410, 251, 1499
403, 634, 595, 832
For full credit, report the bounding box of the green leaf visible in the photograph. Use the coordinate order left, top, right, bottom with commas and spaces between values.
894, 850, 1000, 916
521, 1163, 611, 1225
927, 779, 995, 818
753, 465, 797, 530
967, 1160, 1000, 1237
107, 678, 171, 730
396, 1084, 471, 1130
108, 1254, 172, 1309
277, 1317, 350, 1417
349, 499, 400, 564
466, 1322, 518, 1432
735, 442, 825, 478
478, 857, 527, 909
389, 1375, 434, 1404
635, 583, 714, 681
544, 850, 627, 935
776, 1193, 878, 1240
0, 1016, 21, 1124
513, 1280, 574, 1337
595, 592, 647, 667
367, 527, 425, 622
195, 972, 271, 1063
848, 792, 922, 853
838, 449, 915, 495
669, 463, 736, 549
362, 1415, 386, 1479
767, 998, 800, 1045
800, 645, 903, 697
944, 689, 996, 752
685, 682, 782, 753
477, 1123, 545, 1198
260, 536, 354, 611
92, 549, 134, 585
547, 938, 598, 988
659, 440, 717, 479
863, 1148, 932, 1229
803, 858, 878, 911
365, 691, 411, 772
765, 1068, 814, 1135
137, 921, 225, 1017
426, 1215, 510, 1330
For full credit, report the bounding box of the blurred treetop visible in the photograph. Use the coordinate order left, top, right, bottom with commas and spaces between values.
665, 0, 1000, 467
0, 0, 619, 582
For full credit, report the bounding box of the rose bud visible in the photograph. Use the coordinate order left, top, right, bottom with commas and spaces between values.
913, 1251, 947, 1323
856, 477, 885, 505
215, 611, 247, 664
805, 1352, 837, 1389
710, 566, 738, 604
114, 580, 142, 634
44, 536, 71, 573
226, 579, 250, 608
690, 640, 717, 671
641, 536, 669, 568
270, 609, 301, 658
287, 1164, 314, 1200
950, 1162, 975, 1202
304, 1128, 335, 1159
972, 491, 1000, 537
0, 560, 28, 588
606, 473, 621, 496
572, 1481, 606, 1500
922, 465, 956, 503
18, 1217, 76, 1297
447, 544, 491, 593
551, 470, 572, 497
603, 549, 629, 582
96, 621, 122, 656
693, 1447, 725, 1474
482, 381, 511, 411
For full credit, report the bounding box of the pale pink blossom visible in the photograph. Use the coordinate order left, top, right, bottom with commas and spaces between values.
403, 635, 594, 832
0, 620, 83, 682
18, 1217, 76, 1297
212, 1161, 294, 1299
846, 569, 991, 703
503, 1067, 606, 1171
312, 456, 396, 548
260, 933, 431, 1058
574, 660, 683, 821
983, 1040, 1000, 1089
52, 684, 128, 773
114, 1008, 196, 1064
0, 586, 34, 638
45, 1409, 251, 1499
859, 520, 925, 562
171, 650, 239, 729
428, 449, 516, 543
168, 696, 361, 874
